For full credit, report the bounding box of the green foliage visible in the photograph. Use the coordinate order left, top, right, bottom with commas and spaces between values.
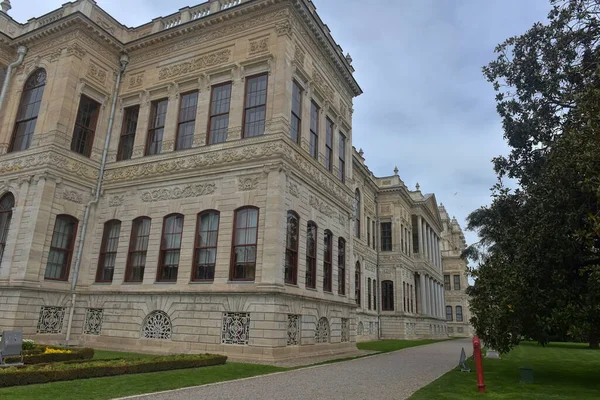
0, 353, 227, 388
5, 346, 94, 365
466, 0, 600, 353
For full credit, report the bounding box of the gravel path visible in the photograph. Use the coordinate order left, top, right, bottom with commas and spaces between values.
120, 338, 472, 400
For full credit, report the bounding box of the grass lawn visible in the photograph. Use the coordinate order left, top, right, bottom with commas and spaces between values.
92, 349, 156, 360
410, 341, 600, 400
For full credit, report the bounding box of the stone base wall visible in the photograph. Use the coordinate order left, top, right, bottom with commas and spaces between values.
447, 322, 472, 338
380, 315, 448, 340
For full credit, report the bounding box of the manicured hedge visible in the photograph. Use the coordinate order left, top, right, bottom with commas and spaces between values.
0, 354, 227, 387
5, 347, 94, 365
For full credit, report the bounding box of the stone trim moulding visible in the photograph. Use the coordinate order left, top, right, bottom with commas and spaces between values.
140, 182, 217, 202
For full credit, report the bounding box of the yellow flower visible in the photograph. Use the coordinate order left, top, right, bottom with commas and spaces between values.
43, 347, 72, 354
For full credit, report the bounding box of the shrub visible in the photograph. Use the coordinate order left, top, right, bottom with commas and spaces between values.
0, 354, 228, 387
22, 339, 35, 351
5, 347, 94, 365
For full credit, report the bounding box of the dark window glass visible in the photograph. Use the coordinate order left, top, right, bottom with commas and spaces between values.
243, 74, 267, 138
291, 81, 302, 144
157, 214, 184, 282
208, 83, 232, 144
71, 95, 100, 157
125, 217, 151, 282
454, 275, 461, 290
306, 221, 317, 288
0, 193, 15, 266
193, 211, 219, 281
309, 101, 319, 159
354, 189, 361, 238
325, 118, 333, 171
446, 306, 453, 321
96, 220, 121, 282
381, 222, 392, 251
323, 230, 333, 292
373, 279, 377, 311
10, 69, 46, 153
285, 211, 299, 285
176, 92, 198, 150
338, 238, 346, 295
403, 282, 407, 311
368, 277, 372, 310
146, 99, 168, 155
372, 220, 376, 249
444, 274, 451, 290
382, 280, 394, 311
367, 217, 371, 247
230, 207, 259, 280
117, 106, 139, 161
456, 305, 463, 322
44, 215, 78, 280
338, 132, 346, 182
355, 262, 361, 306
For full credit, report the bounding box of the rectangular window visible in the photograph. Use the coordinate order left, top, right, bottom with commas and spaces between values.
243, 74, 268, 138
285, 211, 299, 285
456, 306, 463, 322
446, 306, 453, 321
176, 91, 198, 150
306, 222, 317, 288
193, 211, 220, 281
146, 99, 168, 155
373, 279, 377, 311
325, 118, 333, 171
444, 274, 451, 290
125, 217, 151, 282
381, 222, 392, 251
338, 238, 346, 295
71, 96, 100, 157
367, 217, 371, 247
454, 275, 461, 290
290, 81, 302, 144
323, 230, 333, 292
338, 132, 346, 182
382, 280, 394, 311
368, 277, 372, 310
309, 101, 319, 160
96, 220, 121, 283
157, 214, 184, 282
208, 82, 232, 144
231, 207, 259, 281
44, 215, 78, 281
372, 220, 376, 249
117, 106, 139, 161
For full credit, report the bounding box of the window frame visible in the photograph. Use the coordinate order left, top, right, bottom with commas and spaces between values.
124, 217, 151, 283
145, 98, 169, 156
373, 279, 377, 311
9, 68, 46, 153
207, 81, 233, 145
0, 193, 15, 267
70, 95, 100, 157
305, 221, 318, 289
175, 91, 199, 151
325, 117, 334, 171
309, 101, 319, 160
354, 189, 361, 238
192, 210, 220, 282
355, 261, 361, 306
242, 73, 268, 138
381, 222, 392, 251
338, 132, 346, 182
367, 217, 371, 247
290, 80, 302, 145
367, 277, 372, 310
284, 211, 300, 285
44, 214, 79, 281
372, 219, 376, 249
456, 305, 463, 322
338, 237, 346, 295
95, 219, 121, 283
446, 305, 453, 321
444, 274, 451, 290
229, 206, 260, 281
116, 105, 140, 161
323, 229, 333, 292
156, 213, 184, 282
382, 280, 394, 311
454, 274, 461, 290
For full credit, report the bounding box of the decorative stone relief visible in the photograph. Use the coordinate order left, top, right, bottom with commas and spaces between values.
338, 212, 346, 226
158, 49, 232, 80
380, 204, 392, 214
364, 197, 375, 213
95, 17, 116, 34
286, 179, 300, 198
309, 195, 334, 218
37, 306, 65, 334
222, 312, 250, 345
275, 20, 292, 36
141, 311, 172, 340
357, 321, 364, 336
287, 314, 300, 346
63, 189, 84, 204
341, 318, 349, 342
238, 175, 260, 191
84, 308, 103, 335
248, 37, 269, 56
312, 69, 334, 102
128, 72, 144, 89
66, 43, 86, 59
315, 317, 329, 344
140, 183, 215, 202
108, 195, 124, 207
294, 44, 305, 67
0, 150, 99, 181
87, 62, 108, 84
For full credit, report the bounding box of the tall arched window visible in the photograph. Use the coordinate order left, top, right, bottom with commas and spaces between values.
45, 215, 78, 280
0, 193, 15, 266
323, 230, 333, 292
157, 214, 184, 282
456, 306, 463, 322
355, 262, 361, 306
230, 206, 259, 281
382, 280, 394, 311
354, 189, 360, 238
10, 69, 46, 152
305, 221, 317, 288
284, 211, 299, 285
96, 219, 121, 283
125, 217, 151, 282
367, 277, 372, 310
193, 210, 219, 281
338, 237, 346, 295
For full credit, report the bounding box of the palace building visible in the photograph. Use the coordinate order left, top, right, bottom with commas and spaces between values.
0, 0, 469, 362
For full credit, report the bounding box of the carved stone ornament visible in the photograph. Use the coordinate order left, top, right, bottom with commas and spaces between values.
95, 17, 115, 34
380, 204, 392, 214
312, 69, 334, 102
238, 175, 260, 191
63, 189, 84, 204
222, 312, 250, 345
108, 195, 124, 207
249, 37, 269, 56
287, 179, 300, 198
66, 43, 86, 59
276, 20, 292, 36
294, 44, 305, 67
141, 183, 216, 202
158, 49, 232, 80
87, 63, 108, 84
37, 306, 65, 334
309, 195, 334, 218
128, 72, 144, 88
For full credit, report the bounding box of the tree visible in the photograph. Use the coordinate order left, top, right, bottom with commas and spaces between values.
465, 0, 600, 352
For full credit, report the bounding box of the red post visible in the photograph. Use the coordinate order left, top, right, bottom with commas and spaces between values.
473, 336, 486, 393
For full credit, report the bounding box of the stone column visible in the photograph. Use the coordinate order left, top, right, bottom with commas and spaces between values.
419, 273, 426, 316
433, 281, 438, 318
417, 215, 423, 256
428, 278, 434, 317
440, 283, 445, 318
424, 223, 429, 261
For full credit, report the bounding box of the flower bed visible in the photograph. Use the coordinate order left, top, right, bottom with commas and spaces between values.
4, 345, 94, 365
0, 354, 228, 387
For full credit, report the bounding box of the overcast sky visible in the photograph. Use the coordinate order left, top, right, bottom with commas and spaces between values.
9, 0, 552, 248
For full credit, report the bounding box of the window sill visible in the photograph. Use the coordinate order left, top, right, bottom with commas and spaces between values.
190, 280, 215, 284
93, 282, 113, 285
122, 281, 143, 285
227, 280, 255, 284
285, 283, 299, 288
305, 287, 317, 292
154, 281, 177, 284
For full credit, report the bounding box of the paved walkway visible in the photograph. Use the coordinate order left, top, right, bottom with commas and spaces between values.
121, 338, 471, 400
